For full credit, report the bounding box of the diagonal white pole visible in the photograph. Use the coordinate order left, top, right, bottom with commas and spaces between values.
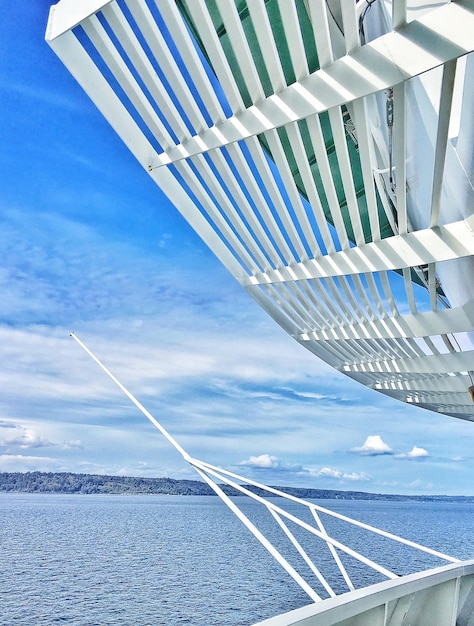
69, 331, 321, 603
69, 332, 190, 461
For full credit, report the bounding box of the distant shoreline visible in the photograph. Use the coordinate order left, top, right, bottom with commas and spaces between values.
1, 471, 473, 502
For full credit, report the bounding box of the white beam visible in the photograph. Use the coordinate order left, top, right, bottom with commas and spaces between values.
342, 349, 474, 375
245, 216, 474, 285
150, 1, 474, 167
298, 306, 474, 341
46, 0, 113, 40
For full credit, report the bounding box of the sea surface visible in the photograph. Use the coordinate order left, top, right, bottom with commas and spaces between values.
1, 494, 473, 626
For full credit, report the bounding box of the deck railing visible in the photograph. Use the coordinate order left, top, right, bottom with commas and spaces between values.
71, 332, 461, 604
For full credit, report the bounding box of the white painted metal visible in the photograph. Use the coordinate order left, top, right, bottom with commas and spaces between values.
69, 332, 467, 620
50, 4, 474, 622
47, 0, 474, 419
254, 560, 474, 626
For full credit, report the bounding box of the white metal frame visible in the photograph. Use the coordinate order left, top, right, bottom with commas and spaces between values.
46, 0, 474, 419
70, 332, 462, 609
255, 560, 474, 626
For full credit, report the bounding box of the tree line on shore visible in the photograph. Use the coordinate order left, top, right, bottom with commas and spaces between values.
1, 471, 473, 501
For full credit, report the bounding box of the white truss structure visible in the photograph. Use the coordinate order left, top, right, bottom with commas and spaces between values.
70, 331, 470, 623
47, 0, 474, 419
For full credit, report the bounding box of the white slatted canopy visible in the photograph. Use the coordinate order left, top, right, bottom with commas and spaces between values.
46, 0, 474, 420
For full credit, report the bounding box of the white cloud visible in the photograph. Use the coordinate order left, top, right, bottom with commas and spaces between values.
0, 421, 82, 451
407, 479, 434, 490
0, 454, 61, 472
0, 423, 50, 449
351, 435, 393, 456
343, 471, 372, 482
316, 466, 342, 479
240, 454, 283, 469
238, 458, 373, 484
396, 446, 429, 459
313, 467, 372, 482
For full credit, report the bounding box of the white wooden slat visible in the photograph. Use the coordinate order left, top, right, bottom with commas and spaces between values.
430, 59, 457, 228
393, 81, 408, 235
180, 0, 245, 113
441, 334, 457, 354
172, 158, 266, 273
284, 121, 338, 254
156, 0, 226, 125
304, 114, 350, 251
244, 136, 309, 262
348, 274, 378, 322
364, 272, 391, 319
187, 154, 277, 272
245, 0, 287, 93
327, 108, 365, 247
379, 271, 400, 317
205, 150, 285, 267
404, 337, 435, 359
306, 0, 334, 67
263, 129, 322, 256
403, 267, 418, 315
46, 0, 113, 39
422, 335, 442, 357
428, 263, 438, 311
373, 169, 398, 235
214, 0, 266, 104
340, 0, 360, 54
82, 14, 177, 147
118, 0, 208, 135
277, 0, 309, 81
392, 0, 407, 30
349, 98, 381, 241
224, 143, 298, 264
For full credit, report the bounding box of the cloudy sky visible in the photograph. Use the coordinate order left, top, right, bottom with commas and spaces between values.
1, 2, 474, 496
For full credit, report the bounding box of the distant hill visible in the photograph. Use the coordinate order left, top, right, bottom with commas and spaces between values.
1, 472, 473, 502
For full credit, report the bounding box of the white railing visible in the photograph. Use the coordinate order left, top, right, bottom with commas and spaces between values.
70, 333, 460, 604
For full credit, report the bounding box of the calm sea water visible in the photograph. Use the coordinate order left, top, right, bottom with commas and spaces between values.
1, 494, 473, 625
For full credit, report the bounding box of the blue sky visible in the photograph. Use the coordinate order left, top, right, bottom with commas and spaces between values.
1, 1, 474, 495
